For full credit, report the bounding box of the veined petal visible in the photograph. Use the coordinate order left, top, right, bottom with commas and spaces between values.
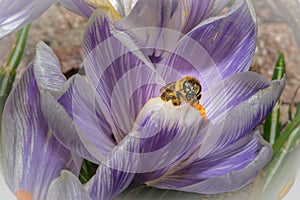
84, 142, 135, 200
41, 85, 106, 164
86, 98, 209, 199
83, 10, 164, 142
34, 41, 67, 95
199, 75, 285, 157
140, 73, 284, 188
2, 64, 78, 200
202, 72, 271, 122
34, 42, 102, 162
0, 0, 54, 38
180, 0, 231, 33
129, 98, 209, 173
114, 0, 182, 60
165, 0, 256, 88
47, 170, 92, 200
132, 97, 213, 184
59, 0, 94, 18
49, 75, 115, 162
148, 130, 272, 194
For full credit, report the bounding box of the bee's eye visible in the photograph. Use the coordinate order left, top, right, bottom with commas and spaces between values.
192, 84, 200, 93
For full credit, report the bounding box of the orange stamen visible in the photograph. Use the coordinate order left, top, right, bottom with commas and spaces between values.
193, 102, 207, 120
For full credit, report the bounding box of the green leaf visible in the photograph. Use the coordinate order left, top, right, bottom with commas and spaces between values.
264, 52, 285, 145
272, 114, 300, 156
263, 116, 300, 197
271, 52, 285, 81
262, 113, 300, 198
262, 146, 300, 199
0, 24, 31, 130
79, 159, 98, 184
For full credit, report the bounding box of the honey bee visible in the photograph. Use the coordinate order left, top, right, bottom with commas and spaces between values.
160, 76, 206, 119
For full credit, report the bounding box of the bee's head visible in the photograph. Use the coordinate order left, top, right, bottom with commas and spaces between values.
183, 76, 201, 94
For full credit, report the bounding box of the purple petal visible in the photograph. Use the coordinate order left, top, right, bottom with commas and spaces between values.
40, 81, 108, 164
57, 75, 115, 159
114, 0, 182, 60
148, 130, 272, 194
85, 143, 135, 200
59, 0, 94, 18
130, 98, 209, 173
91, 96, 208, 173
34, 41, 67, 94
83, 10, 164, 141
136, 73, 284, 187
2, 64, 78, 200
0, 0, 54, 38
47, 170, 92, 200
86, 98, 209, 199
180, 0, 231, 33
202, 72, 271, 121
33, 42, 102, 163
199, 75, 285, 157
164, 0, 257, 88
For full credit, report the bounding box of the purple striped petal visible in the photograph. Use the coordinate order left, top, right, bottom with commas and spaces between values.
57, 75, 116, 159
0, 0, 54, 38
180, 0, 231, 33
129, 98, 209, 173
2, 64, 79, 200
40, 79, 108, 164
32, 42, 101, 163
202, 72, 271, 121
199, 75, 285, 157
114, 0, 182, 60
164, 0, 256, 89
59, 0, 94, 18
34, 42, 67, 94
148, 130, 272, 194
137, 72, 284, 184
46, 170, 92, 200
83, 11, 165, 141
84, 142, 135, 200
85, 98, 209, 199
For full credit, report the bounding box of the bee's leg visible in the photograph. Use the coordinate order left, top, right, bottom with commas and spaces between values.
171, 98, 179, 106
175, 91, 183, 105
192, 102, 207, 120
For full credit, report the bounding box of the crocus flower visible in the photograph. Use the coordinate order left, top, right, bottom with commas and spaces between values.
2, 0, 286, 200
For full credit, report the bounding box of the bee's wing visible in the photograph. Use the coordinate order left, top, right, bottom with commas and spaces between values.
159, 81, 176, 93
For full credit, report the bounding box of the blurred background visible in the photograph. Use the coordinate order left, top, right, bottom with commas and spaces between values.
0, 0, 299, 199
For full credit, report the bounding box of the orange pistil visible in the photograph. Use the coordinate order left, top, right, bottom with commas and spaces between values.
14, 190, 33, 200
192, 102, 207, 120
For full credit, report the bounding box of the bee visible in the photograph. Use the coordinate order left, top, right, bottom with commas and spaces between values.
160, 76, 206, 119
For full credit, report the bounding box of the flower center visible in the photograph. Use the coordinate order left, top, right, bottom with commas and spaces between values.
160, 76, 206, 119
